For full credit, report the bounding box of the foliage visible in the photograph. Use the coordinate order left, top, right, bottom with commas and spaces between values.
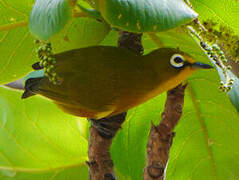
29, 0, 72, 40
0, 0, 239, 180
98, 0, 197, 32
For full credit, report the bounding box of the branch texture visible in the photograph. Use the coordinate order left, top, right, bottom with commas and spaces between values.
88, 113, 126, 180
144, 84, 187, 180
88, 31, 143, 180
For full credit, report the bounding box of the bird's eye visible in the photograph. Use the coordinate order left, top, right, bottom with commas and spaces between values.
170, 54, 185, 68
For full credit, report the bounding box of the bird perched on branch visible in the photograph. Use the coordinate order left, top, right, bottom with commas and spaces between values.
22, 46, 212, 119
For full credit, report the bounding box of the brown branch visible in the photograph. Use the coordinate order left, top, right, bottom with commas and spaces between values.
118, 31, 143, 55
87, 31, 143, 180
144, 84, 187, 180
88, 113, 126, 180
88, 126, 114, 180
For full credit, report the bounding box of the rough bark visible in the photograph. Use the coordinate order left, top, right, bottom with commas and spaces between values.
88, 31, 143, 180
88, 113, 126, 180
144, 84, 187, 180
118, 31, 143, 55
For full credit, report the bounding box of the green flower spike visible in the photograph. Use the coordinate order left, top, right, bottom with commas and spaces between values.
35, 42, 60, 85
187, 25, 234, 92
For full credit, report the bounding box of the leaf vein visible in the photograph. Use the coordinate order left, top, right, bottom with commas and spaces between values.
0, 0, 28, 18
0, 31, 30, 76
188, 84, 217, 180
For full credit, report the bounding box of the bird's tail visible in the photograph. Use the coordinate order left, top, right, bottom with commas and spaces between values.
22, 78, 43, 99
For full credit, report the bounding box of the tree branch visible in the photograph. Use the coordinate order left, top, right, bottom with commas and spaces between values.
144, 84, 187, 180
118, 31, 143, 55
88, 112, 126, 180
87, 31, 143, 180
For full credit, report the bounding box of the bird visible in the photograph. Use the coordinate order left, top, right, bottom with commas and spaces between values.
22, 46, 212, 119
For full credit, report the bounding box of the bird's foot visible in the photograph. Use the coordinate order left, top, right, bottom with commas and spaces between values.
88, 112, 127, 139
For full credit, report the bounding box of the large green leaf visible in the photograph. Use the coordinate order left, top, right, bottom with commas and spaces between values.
98, 0, 197, 32
0, 0, 110, 85
191, 0, 239, 34
0, 165, 88, 180
29, 0, 72, 40
0, 0, 35, 85
0, 86, 89, 179
51, 18, 110, 54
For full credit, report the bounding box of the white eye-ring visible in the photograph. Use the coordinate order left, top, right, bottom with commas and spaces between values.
170, 54, 185, 68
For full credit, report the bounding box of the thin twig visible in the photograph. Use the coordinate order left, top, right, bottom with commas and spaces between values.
144, 84, 187, 180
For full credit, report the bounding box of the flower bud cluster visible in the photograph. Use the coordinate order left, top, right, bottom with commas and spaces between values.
187, 25, 234, 92
220, 78, 234, 92
36, 42, 59, 85
190, 19, 239, 61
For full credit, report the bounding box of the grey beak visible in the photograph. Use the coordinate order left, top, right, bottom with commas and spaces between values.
191, 62, 213, 69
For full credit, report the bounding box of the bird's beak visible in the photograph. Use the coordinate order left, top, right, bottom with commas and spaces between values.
191, 62, 213, 69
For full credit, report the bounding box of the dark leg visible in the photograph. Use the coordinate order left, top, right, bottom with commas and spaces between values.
88, 112, 127, 139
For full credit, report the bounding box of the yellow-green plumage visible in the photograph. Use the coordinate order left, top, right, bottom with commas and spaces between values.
23, 46, 212, 119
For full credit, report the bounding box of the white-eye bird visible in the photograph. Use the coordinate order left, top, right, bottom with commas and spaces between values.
22, 46, 212, 119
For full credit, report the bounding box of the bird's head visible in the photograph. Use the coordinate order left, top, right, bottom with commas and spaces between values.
145, 48, 213, 91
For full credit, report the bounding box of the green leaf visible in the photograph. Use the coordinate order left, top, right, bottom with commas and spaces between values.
99, 0, 197, 32
100, 30, 118, 46
228, 72, 239, 112
0, 0, 36, 85
217, 68, 239, 112
51, 18, 110, 54
0, 87, 89, 177
0, 0, 110, 85
29, 0, 72, 40
191, 0, 239, 34
144, 28, 212, 64
0, 165, 88, 180
77, 4, 103, 21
